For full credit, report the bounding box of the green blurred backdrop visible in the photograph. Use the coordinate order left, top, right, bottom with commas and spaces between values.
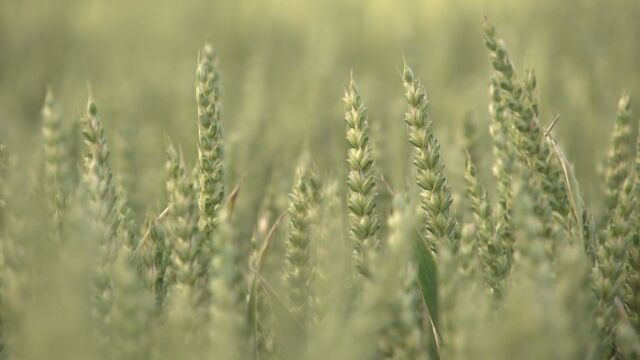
1, 0, 639, 217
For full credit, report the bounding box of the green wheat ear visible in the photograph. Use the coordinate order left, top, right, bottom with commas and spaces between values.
81, 94, 121, 250
209, 210, 247, 360
350, 195, 426, 359
0, 144, 7, 235
138, 210, 169, 309
81, 94, 124, 351
164, 141, 200, 315
483, 18, 568, 251
464, 152, 508, 298
343, 75, 381, 279
594, 173, 634, 356
41, 88, 70, 242
194, 42, 225, 323
196, 41, 225, 234
0, 143, 7, 357
488, 79, 515, 267
382, 196, 428, 359
282, 153, 319, 326
402, 62, 458, 254
625, 118, 640, 330
309, 179, 345, 325
109, 246, 155, 360
604, 94, 633, 213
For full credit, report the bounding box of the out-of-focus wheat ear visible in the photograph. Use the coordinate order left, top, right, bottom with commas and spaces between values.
625, 118, 640, 330
81, 94, 121, 256
464, 152, 508, 298
41, 88, 70, 243
66, 116, 83, 190
164, 141, 200, 317
82, 186, 116, 354
108, 245, 155, 360
282, 154, 319, 326
249, 237, 278, 360
309, 180, 344, 325
81, 95, 125, 350
401, 62, 459, 254
616, 318, 640, 359
114, 181, 137, 251
343, 76, 381, 279
209, 210, 247, 360
347, 195, 425, 360
110, 124, 139, 252
462, 113, 479, 164
0, 143, 7, 358
488, 79, 515, 267
604, 94, 633, 214
0, 144, 7, 236
248, 194, 288, 360
137, 210, 169, 310
594, 173, 634, 357
554, 245, 599, 359
382, 196, 429, 359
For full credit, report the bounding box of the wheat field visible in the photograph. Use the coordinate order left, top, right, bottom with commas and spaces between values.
1, 1, 640, 359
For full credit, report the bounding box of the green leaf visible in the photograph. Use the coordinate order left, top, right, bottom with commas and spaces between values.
414, 233, 440, 359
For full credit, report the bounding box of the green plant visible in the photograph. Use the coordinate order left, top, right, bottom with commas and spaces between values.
344, 77, 381, 279
402, 62, 458, 254
1, 20, 640, 360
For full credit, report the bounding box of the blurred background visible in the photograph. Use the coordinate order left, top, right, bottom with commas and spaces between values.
1, 0, 639, 220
